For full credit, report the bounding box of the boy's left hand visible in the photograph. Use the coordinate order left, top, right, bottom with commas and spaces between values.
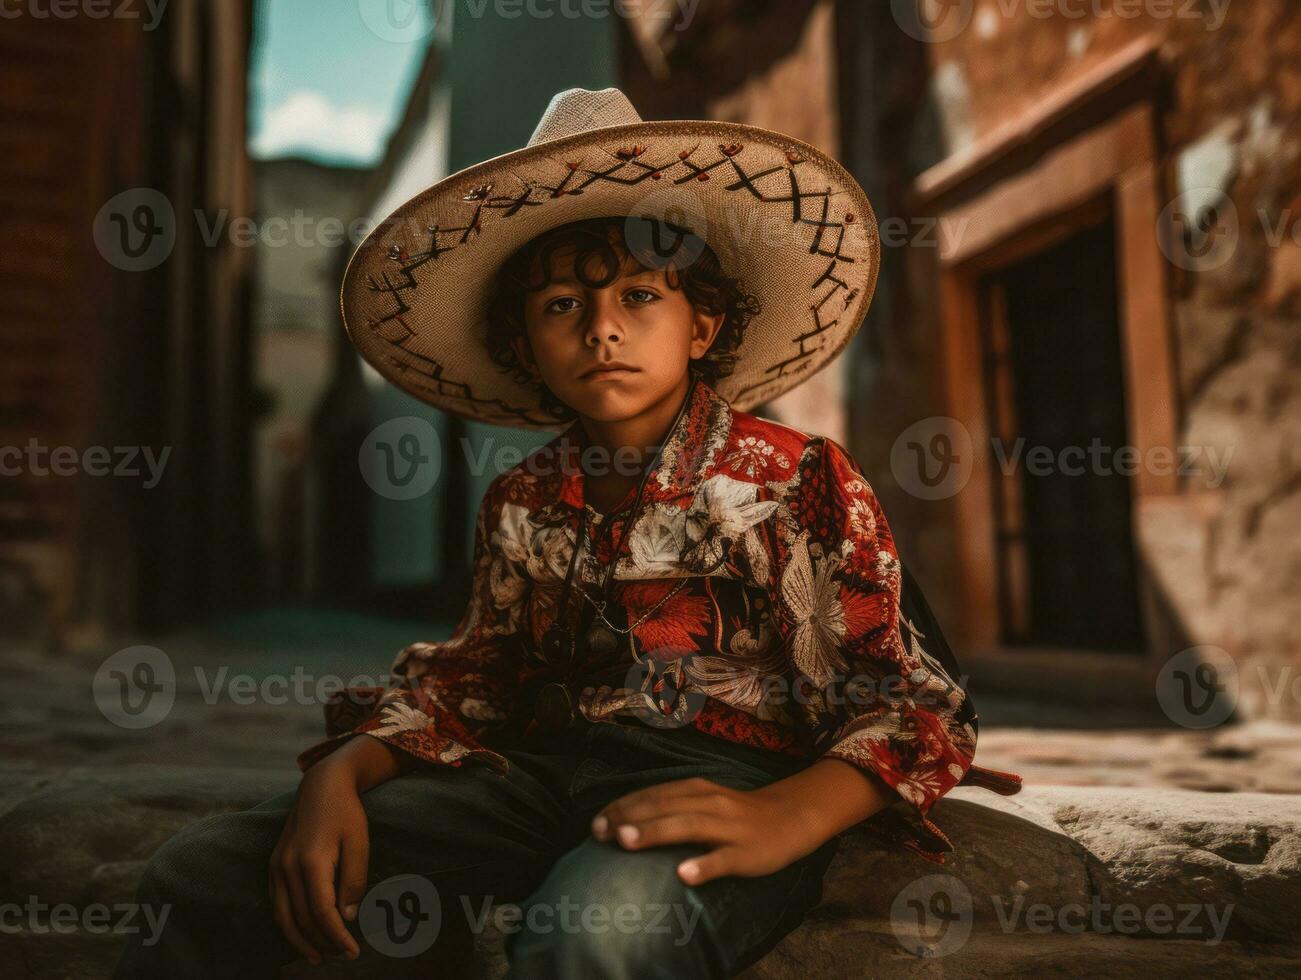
589, 776, 825, 885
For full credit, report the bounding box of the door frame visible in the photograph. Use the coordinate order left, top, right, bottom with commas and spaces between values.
911, 38, 1179, 676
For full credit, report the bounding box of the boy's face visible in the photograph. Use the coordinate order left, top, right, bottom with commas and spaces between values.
511, 239, 724, 426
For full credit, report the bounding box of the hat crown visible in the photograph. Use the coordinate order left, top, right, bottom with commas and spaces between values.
527, 87, 644, 146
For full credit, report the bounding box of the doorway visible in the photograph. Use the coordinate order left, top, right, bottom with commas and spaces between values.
979, 218, 1147, 653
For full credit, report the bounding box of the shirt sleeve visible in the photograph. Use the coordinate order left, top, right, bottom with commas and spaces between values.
771, 436, 979, 861
296, 475, 528, 775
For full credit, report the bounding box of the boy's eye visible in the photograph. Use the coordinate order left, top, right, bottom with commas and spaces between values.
542, 288, 657, 315
544, 296, 580, 315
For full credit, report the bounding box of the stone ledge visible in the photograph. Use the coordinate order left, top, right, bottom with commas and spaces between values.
739, 785, 1301, 978
1, 767, 1298, 978
744, 920, 1300, 979
818, 785, 1301, 944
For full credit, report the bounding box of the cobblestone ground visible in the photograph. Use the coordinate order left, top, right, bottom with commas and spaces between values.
3, 609, 1300, 792
2, 610, 429, 772
4, 611, 1299, 979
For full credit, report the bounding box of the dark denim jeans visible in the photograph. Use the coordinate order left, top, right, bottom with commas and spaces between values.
114, 717, 841, 979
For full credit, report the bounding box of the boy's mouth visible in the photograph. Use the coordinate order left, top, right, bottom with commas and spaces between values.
581, 361, 641, 380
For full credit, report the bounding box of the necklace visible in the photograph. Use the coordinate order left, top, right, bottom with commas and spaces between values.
572, 499, 664, 659
571, 375, 698, 661
532, 374, 699, 730
578, 573, 690, 657
580, 576, 689, 633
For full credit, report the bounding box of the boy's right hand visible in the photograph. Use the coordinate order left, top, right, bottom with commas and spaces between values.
269, 735, 401, 964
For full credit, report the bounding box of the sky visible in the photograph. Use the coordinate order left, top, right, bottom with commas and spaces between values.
248, 0, 436, 166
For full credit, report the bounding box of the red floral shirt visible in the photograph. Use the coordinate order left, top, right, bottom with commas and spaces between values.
300, 378, 1022, 864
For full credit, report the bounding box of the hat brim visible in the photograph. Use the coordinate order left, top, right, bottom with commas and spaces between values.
340, 119, 879, 430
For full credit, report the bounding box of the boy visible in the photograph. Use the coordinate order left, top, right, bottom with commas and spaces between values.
116, 88, 1020, 979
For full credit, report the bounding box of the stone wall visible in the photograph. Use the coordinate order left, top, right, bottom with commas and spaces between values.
910, 0, 1301, 718
621, 0, 1299, 716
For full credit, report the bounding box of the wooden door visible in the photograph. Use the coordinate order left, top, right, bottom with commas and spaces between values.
980, 218, 1147, 653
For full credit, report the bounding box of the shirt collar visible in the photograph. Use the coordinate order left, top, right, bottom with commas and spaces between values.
549, 373, 735, 515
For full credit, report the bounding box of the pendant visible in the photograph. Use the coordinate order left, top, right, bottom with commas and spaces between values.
541, 625, 575, 669
535, 681, 574, 732
584, 620, 620, 659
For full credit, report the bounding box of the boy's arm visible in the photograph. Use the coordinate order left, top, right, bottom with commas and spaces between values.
270, 479, 530, 966
764, 436, 978, 854
307, 730, 405, 791
296, 476, 530, 777
591, 755, 893, 885
595, 436, 978, 880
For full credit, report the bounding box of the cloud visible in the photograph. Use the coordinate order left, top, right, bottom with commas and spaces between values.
250, 89, 391, 164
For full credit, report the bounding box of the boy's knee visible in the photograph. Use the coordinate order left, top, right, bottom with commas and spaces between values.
506, 843, 720, 979
136, 810, 276, 907
510, 923, 680, 979
116, 809, 292, 978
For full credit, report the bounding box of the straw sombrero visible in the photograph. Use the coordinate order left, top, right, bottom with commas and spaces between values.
340, 87, 880, 431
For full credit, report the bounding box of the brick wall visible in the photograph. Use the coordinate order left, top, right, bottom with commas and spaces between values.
905, 0, 1301, 716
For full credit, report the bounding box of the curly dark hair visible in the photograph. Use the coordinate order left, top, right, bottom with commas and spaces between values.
484, 215, 762, 423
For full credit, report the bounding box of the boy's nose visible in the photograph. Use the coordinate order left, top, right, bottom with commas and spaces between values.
583, 297, 625, 347
585, 324, 624, 347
